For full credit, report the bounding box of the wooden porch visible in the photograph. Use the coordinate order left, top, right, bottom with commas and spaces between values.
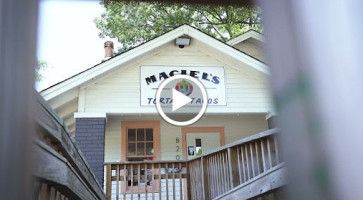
32, 90, 285, 200
105, 129, 286, 200
33, 91, 285, 200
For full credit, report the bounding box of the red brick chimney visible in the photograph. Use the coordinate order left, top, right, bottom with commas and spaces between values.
102, 41, 114, 62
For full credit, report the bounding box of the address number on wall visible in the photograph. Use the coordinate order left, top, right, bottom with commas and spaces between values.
176, 137, 180, 160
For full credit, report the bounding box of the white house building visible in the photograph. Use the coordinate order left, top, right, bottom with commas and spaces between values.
40, 24, 276, 200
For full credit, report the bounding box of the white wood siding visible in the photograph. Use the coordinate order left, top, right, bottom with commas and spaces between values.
104, 114, 268, 162
83, 41, 273, 114
233, 39, 266, 63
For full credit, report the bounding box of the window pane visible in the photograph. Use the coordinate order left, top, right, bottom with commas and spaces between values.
137, 129, 144, 141
137, 142, 145, 155
128, 143, 136, 156
196, 138, 202, 147
128, 129, 136, 141
146, 142, 153, 155
146, 128, 153, 141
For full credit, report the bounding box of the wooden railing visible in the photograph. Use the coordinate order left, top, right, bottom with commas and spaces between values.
105, 129, 281, 200
105, 161, 188, 200
33, 94, 106, 200
188, 129, 281, 200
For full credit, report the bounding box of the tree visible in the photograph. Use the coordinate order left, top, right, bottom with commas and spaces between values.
35, 60, 48, 81
95, 1, 262, 53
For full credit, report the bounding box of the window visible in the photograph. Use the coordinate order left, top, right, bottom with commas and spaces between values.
121, 121, 160, 162
127, 128, 154, 161
195, 138, 202, 156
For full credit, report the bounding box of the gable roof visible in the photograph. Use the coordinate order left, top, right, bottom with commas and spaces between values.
227, 30, 264, 46
40, 24, 268, 101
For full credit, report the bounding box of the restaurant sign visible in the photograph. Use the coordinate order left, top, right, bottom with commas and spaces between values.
140, 66, 226, 106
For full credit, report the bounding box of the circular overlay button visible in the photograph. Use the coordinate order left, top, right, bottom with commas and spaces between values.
156, 75, 208, 126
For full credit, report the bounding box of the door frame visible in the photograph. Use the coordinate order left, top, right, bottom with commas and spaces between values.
181, 127, 225, 160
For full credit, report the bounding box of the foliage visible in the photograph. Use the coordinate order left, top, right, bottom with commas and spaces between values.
95, 1, 262, 53
35, 60, 48, 81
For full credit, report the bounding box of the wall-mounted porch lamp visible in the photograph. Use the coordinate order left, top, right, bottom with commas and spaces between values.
175, 37, 191, 48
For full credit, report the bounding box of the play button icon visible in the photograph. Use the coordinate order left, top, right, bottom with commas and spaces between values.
156, 75, 208, 126
172, 88, 192, 111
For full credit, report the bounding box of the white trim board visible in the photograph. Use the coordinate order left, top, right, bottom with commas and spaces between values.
227, 30, 265, 46
74, 112, 107, 119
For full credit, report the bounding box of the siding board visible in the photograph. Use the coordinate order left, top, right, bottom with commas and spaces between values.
83, 44, 273, 114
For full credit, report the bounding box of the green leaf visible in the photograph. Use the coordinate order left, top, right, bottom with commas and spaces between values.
95, 2, 262, 52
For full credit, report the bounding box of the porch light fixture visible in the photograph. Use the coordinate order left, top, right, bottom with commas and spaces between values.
175, 37, 191, 48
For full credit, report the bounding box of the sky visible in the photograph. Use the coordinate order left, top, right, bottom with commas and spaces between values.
36, 0, 121, 91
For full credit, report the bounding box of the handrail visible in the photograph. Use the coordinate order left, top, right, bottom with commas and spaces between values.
34, 93, 106, 200
104, 160, 188, 165
104, 129, 282, 200
188, 128, 279, 162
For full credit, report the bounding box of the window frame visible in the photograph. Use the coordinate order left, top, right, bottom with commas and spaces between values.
126, 128, 154, 158
121, 121, 160, 162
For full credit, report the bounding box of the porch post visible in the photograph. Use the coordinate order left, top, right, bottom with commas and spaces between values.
186, 162, 192, 200
227, 147, 241, 188
74, 113, 107, 187
201, 157, 210, 200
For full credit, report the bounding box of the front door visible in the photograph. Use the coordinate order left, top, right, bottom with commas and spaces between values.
186, 132, 221, 160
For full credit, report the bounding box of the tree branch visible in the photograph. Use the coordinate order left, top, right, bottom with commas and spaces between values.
198, 11, 226, 42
